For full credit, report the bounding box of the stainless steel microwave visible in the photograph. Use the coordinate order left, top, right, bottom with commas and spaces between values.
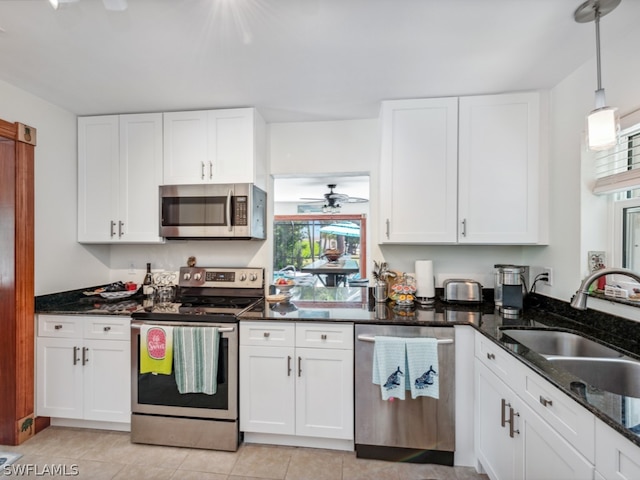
159, 183, 266, 240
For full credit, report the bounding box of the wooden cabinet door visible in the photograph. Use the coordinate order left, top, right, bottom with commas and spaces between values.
83, 339, 131, 423
458, 92, 541, 244
78, 115, 119, 242
239, 345, 296, 435
118, 113, 164, 243
295, 347, 353, 440
36, 337, 83, 419
379, 98, 458, 244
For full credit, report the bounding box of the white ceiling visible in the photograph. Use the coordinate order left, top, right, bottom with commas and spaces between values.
1, 0, 640, 124
274, 174, 369, 203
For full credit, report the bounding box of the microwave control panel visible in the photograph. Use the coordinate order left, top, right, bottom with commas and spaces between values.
234, 196, 248, 226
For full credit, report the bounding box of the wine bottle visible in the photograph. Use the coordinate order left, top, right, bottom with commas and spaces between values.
142, 263, 154, 311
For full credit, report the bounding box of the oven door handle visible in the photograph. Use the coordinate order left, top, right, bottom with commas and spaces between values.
356, 334, 453, 344
131, 324, 235, 333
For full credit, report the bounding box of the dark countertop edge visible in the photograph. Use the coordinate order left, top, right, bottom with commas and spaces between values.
35, 284, 145, 316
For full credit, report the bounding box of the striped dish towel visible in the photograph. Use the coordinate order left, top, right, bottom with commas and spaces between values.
173, 326, 219, 395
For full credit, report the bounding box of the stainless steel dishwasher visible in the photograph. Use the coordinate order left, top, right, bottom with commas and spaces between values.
355, 323, 455, 465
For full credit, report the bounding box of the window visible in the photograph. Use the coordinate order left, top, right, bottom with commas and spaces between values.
272, 214, 367, 287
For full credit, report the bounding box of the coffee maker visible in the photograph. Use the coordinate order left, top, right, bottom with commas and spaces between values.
494, 264, 529, 314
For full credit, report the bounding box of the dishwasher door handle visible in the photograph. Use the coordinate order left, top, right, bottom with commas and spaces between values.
357, 334, 453, 344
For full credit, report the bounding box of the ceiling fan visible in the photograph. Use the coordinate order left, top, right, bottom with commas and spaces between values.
301, 184, 368, 211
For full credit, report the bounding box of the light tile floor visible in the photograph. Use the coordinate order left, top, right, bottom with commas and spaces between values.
0, 427, 490, 480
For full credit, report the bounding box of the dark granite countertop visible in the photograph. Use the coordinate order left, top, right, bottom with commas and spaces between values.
36, 284, 640, 448
35, 285, 145, 316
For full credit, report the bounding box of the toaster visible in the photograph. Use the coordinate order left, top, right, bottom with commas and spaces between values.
442, 279, 483, 303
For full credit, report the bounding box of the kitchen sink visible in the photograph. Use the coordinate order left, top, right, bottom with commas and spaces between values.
500, 329, 624, 358
547, 357, 640, 398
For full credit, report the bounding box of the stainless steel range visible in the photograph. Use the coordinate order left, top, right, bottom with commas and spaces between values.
130, 266, 264, 451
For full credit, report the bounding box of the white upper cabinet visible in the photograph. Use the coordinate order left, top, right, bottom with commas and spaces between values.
163, 108, 267, 189
78, 113, 164, 244
458, 92, 542, 244
380, 97, 459, 243
380, 91, 546, 245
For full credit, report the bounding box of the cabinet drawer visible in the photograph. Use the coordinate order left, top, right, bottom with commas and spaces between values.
83, 316, 130, 340
295, 323, 353, 350
38, 315, 82, 338
475, 332, 517, 384
240, 322, 295, 347
517, 361, 595, 463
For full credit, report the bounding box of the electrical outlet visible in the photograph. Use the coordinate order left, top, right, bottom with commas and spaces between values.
542, 267, 553, 286
128, 262, 136, 275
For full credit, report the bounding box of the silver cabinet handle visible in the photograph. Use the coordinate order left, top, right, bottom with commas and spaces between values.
82, 347, 89, 366
501, 398, 508, 427
321, 334, 327, 340
461, 218, 467, 237
73, 346, 80, 365
54, 324, 63, 330
103, 326, 111, 332
487, 352, 496, 360
385, 219, 390, 239
118, 221, 124, 238
110, 220, 117, 237
201, 161, 205, 180
287, 356, 292, 376
539, 396, 553, 407
508, 407, 520, 438
209, 161, 213, 180
298, 356, 302, 377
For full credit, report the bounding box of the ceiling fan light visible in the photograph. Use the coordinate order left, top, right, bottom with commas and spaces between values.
587, 105, 619, 151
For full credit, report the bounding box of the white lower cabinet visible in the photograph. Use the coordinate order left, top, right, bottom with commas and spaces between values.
36, 315, 131, 424
239, 321, 353, 448
595, 419, 640, 480
475, 333, 594, 480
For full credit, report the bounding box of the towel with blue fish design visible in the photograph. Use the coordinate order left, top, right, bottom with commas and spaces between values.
406, 337, 439, 399
372, 336, 407, 400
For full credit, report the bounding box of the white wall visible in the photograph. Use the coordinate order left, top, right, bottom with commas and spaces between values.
527, 32, 640, 320
0, 79, 113, 295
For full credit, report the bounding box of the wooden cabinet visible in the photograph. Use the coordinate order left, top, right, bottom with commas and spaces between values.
380, 91, 545, 245
475, 333, 594, 480
78, 113, 164, 244
36, 315, 131, 424
163, 108, 266, 189
239, 321, 353, 448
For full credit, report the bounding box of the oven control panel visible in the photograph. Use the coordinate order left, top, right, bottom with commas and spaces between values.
179, 267, 264, 289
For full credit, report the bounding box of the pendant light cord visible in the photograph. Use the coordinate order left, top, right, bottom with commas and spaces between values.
594, 3, 602, 91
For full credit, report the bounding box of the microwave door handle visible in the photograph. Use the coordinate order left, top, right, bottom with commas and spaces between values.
226, 189, 233, 232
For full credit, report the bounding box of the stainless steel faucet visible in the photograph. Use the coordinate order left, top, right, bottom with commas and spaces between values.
571, 267, 640, 310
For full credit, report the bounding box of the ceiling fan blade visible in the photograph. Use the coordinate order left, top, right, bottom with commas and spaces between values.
344, 196, 369, 203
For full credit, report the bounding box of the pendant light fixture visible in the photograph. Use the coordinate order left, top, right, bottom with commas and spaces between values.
574, 0, 621, 151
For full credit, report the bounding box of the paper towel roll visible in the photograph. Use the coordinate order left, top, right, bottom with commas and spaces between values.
415, 260, 435, 298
